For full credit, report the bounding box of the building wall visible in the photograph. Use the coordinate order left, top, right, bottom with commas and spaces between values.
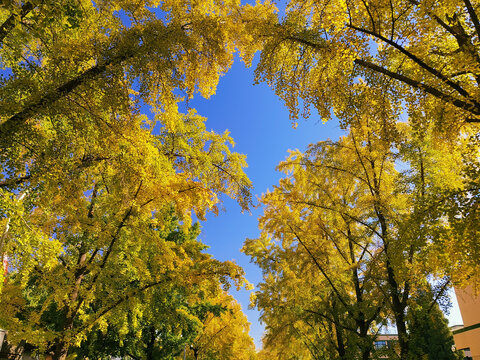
453, 286, 480, 360
454, 327, 480, 360
455, 286, 480, 327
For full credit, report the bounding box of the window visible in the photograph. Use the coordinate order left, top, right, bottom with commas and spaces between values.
375, 340, 387, 350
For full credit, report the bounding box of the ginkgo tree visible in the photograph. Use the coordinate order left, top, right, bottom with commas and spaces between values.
244, 97, 471, 359
0, 1, 276, 359
255, 0, 480, 128
183, 291, 257, 360
243, 132, 387, 360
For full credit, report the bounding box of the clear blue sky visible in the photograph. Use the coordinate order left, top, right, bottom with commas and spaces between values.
182, 53, 331, 346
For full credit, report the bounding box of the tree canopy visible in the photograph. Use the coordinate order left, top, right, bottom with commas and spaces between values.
243, 90, 476, 359
255, 0, 480, 128
0, 0, 275, 358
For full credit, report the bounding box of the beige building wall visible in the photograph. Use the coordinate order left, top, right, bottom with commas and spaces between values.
453, 286, 480, 360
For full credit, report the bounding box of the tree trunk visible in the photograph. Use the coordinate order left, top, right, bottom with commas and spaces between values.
52, 341, 69, 360
385, 256, 409, 360
332, 300, 347, 360
51, 251, 88, 360
146, 326, 156, 360
375, 184, 409, 360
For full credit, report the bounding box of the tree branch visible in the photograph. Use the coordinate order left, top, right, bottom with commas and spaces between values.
347, 23, 473, 100
283, 34, 480, 119
75, 277, 171, 336
288, 224, 350, 309
303, 309, 357, 333
0, 174, 32, 189
464, 0, 480, 41
428, 278, 451, 313
354, 58, 480, 117
0, 1, 36, 44
0, 50, 134, 138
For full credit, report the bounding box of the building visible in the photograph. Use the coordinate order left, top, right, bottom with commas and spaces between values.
452, 286, 480, 360
374, 333, 398, 359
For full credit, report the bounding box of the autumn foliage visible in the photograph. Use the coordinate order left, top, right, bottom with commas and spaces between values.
0, 0, 269, 359
1, 0, 480, 359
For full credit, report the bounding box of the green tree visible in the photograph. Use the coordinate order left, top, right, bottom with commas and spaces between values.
69, 220, 248, 360
407, 287, 461, 360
